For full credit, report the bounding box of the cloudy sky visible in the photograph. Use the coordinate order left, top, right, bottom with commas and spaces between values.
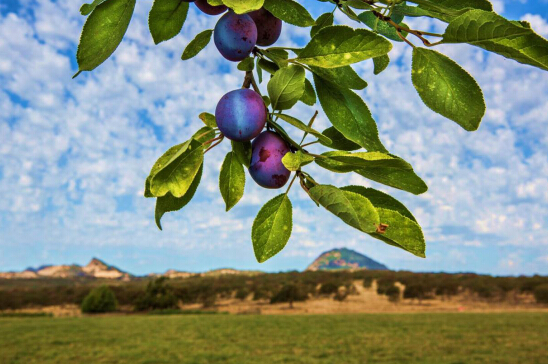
1, 0, 548, 275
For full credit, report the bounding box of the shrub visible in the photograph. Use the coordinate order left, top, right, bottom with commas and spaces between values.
81, 285, 118, 313
270, 284, 307, 308
386, 285, 400, 303
363, 277, 373, 288
334, 287, 348, 302
534, 284, 548, 304
377, 278, 396, 295
319, 282, 339, 295
404, 282, 428, 303
134, 277, 178, 311
235, 287, 250, 300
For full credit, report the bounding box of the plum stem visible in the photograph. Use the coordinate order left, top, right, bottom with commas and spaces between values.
203, 135, 224, 153
299, 110, 319, 145
285, 173, 298, 196
242, 71, 262, 95
301, 140, 319, 148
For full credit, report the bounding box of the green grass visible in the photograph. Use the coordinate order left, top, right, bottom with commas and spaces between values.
0, 313, 547, 364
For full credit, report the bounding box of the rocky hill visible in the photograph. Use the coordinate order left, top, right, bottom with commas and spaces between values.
306, 248, 388, 271
0, 258, 131, 280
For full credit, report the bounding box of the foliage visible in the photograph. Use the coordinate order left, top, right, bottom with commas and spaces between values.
134, 277, 178, 311
533, 284, 548, 304
270, 283, 308, 307
319, 281, 339, 295
81, 285, 118, 313
3, 271, 548, 310
73, 0, 548, 263
385, 285, 400, 303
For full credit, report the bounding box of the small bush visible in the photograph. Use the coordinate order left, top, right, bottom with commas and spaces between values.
376, 279, 396, 295
363, 277, 373, 288
386, 285, 400, 303
334, 287, 348, 302
270, 284, 307, 308
134, 277, 178, 311
404, 282, 428, 302
81, 285, 118, 313
235, 287, 250, 300
252, 288, 270, 301
319, 282, 339, 295
534, 284, 548, 304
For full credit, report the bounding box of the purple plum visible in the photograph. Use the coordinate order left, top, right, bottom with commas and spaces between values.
215, 89, 266, 142
195, 0, 227, 15
249, 131, 291, 189
214, 12, 257, 62
249, 8, 282, 46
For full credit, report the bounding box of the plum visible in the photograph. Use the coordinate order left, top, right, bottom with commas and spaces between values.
214, 12, 257, 61
195, 0, 227, 15
248, 8, 282, 46
249, 131, 291, 189
215, 89, 266, 142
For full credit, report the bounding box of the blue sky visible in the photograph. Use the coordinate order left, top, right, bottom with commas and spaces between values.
1, 0, 548, 276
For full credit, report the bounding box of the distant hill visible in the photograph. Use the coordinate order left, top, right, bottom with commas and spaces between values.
306, 248, 388, 271
0, 258, 131, 280
1, 259, 262, 280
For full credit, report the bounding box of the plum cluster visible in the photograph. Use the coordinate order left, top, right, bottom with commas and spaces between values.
190, 1, 289, 189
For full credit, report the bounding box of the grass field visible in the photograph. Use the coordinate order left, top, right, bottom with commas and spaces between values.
1, 313, 547, 364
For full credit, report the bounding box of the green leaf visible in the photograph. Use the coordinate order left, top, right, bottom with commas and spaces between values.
443, 10, 548, 72
315, 151, 428, 195
282, 150, 314, 171
327, 151, 413, 170
341, 186, 417, 222
310, 12, 334, 37
144, 125, 212, 197
181, 29, 213, 60
393, 0, 491, 23
309, 185, 379, 233
314, 75, 385, 152
319, 127, 361, 151
145, 141, 189, 198
252, 194, 293, 263
275, 114, 331, 145
237, 57, 255, 71
345, 0, 373, 10
75, 0, 136, 76
263, 0, 314, 27
80, 0, 107, 15
358, 11, 408, 42
310, 65, 367, 90
339, 3, 361, 22
296, 25, 392, 68
262, 48, 289, 68
370, 208, 425, 258
257, 58, 279, 75
199, 112, 217, 128
373, 55, 390, 75
268, 65, 306, 110
232, 141, 252, 168
222, 0, 264, 14
150, 139, 204, 198
155, 164, 203, 230
412, 48, 485, 131
256, 58, 263, 83
149, 0, 189, 45
219, 151, 245, 211
193, 126, 216, 146
300, 78, 317, 106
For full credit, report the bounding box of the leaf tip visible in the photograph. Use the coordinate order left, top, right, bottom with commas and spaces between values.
72, 70, 82, 79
